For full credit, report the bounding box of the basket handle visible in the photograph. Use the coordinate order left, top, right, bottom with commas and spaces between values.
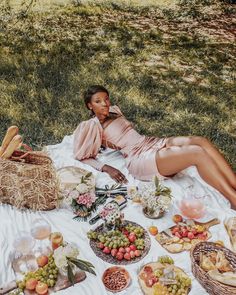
11, 143, 33, 160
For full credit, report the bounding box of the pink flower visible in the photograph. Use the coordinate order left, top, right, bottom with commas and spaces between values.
76, 192, 96, 209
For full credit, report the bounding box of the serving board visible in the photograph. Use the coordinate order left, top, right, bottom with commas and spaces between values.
156, 218, 220, 253
90, 220, 151, 265
138, 262, 191, 295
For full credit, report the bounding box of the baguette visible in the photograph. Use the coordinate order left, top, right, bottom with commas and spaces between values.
0, 126, 19, 157
1, 135, 22, 159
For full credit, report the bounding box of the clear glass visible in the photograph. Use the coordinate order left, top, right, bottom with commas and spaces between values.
12, 231, 36, 273
30, 218, 52, 255
178, 185, 206, 219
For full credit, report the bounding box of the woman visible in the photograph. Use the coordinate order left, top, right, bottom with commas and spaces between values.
73, 85, 236, 208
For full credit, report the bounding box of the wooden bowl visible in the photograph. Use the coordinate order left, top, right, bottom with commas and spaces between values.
102, 266, 131, 293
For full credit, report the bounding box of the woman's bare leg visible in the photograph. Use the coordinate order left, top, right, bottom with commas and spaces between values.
156, 145, 236, 208
165, 136, 236, 189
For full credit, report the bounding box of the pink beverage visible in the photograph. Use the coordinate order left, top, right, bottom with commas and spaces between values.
31, 225, 51, 240
179, 198, 205, 219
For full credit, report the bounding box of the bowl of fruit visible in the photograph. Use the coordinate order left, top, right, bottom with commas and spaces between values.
87, 220, 151, 264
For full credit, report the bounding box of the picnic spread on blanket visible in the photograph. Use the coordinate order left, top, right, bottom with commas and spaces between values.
0, 126, 236, 295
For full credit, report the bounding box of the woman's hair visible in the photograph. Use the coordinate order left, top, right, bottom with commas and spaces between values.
83, 85, 109, 110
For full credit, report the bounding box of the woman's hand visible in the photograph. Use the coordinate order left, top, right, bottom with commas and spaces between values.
102, 164, 128, 184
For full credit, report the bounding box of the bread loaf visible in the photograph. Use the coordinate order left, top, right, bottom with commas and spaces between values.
1, 135, 22, 159
0, 126, 19, 157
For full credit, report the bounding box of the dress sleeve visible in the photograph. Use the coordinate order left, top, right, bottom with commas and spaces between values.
110, 105, 123, 115
73, 119, 104, 171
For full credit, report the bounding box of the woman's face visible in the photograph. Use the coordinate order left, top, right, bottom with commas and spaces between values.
88, 91, 111, 118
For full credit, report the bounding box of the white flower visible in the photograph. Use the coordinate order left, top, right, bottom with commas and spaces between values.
76, 183, 90, 194
53, 243, 79, 270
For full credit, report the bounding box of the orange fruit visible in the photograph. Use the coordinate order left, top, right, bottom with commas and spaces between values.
148, 226, 158, 236
172, 214, 183, 223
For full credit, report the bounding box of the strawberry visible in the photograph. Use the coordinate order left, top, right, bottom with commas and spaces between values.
116, 252, 124, 260
125, 247, 131, 253
130, 250, 135, 259
129, 244, 136, 251
124, 253, 131, 260
118, 247, 125, 253
135, 250, 141, 257
111, 249, 118, 257
174, 232, 182, 238
97, 242, 105, 249
187, 232, 195, 240
128, 233, 136, 243
103, 247, 111, 254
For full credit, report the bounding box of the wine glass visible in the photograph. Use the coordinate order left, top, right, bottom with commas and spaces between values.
30, 218, 51, 255
12, 231, 36, 273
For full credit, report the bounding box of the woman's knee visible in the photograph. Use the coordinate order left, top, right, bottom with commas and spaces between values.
189, 136, 210, 147
184, 144, 207, 162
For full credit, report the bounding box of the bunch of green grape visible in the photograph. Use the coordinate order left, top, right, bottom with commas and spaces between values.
134, 238, 145, 250
87, 230, 98, 240
101, 231, 130, 247
167, 275, 191, 295
154, 269, 164, 278
158, 255, 174, 264
17, 254, 59, 292
125, 224, 144, 238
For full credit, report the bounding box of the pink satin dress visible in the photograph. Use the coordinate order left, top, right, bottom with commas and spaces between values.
73, 105, 168, 181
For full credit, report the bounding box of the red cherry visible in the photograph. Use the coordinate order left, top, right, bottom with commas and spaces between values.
98, 242, 105, 249
125, 247, 131, 253
135, 250, 141, 257
118, 247, 125, 253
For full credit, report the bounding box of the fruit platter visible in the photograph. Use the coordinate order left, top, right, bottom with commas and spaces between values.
9, 232, 95, 295
156, 215, 220, 253
87, 220, 151, 264
138, 256, 192, 295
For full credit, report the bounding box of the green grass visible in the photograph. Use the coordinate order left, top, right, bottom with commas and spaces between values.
0, 0, 235, 170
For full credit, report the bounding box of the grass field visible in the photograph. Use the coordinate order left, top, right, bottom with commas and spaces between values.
0, 0, 235, 170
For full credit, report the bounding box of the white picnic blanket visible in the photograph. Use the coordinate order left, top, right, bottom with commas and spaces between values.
0, 134, 235, 295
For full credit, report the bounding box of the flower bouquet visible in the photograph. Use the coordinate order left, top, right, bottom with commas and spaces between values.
139, 176, 172, 219
64, 172, 107, 221
99, 201, 124, 230
53, 243, 96, 284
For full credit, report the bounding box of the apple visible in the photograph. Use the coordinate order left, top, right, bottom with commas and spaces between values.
148, 226, 158, 236
36, 255, 48, 267
35, 282, 48, 295
172, 214, 183, 223
116, 252, 124, 260
103, 247, 111, 254
124, 253, 131, 260
25, 278, 38, 291
111, 249, 118, 257
129, 244, 136, 251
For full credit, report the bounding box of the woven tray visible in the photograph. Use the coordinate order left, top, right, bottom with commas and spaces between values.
191, 242, 236, 295
90, 220, 151, 265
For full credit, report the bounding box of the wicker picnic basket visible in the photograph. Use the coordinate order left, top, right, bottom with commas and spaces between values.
190, 242, 236, 295
0, 148, 60, 211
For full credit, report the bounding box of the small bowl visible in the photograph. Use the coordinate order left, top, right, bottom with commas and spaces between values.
102, 266, 131, 293
143, 207, 165, 219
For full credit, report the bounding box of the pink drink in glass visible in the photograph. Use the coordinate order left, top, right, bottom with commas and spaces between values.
179, 198, 206, 219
